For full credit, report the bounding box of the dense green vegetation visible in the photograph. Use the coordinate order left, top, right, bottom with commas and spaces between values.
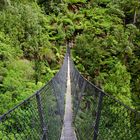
0, 0, 140, 139
0, 0, 140, 115
0, 0, 65, 115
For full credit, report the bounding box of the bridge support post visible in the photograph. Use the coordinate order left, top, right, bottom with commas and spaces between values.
93, 92, 104, 140
36, 92, 48, 140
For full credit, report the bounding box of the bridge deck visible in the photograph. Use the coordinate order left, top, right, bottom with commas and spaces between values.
60, 56, 77, 140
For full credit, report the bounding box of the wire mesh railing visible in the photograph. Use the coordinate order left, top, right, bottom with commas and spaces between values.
0, 46, 140, 140
98, 94, 140, 140
0, 49, 68, 140
69, 47, 140, 140
0, 94, 42, 140
70, 54, 101, 140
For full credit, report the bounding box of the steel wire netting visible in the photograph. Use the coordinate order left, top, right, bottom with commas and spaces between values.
0, 49, 68, 140
69, 48, 140, 140
68, 45, 104, 139
69, 55, 101, 140
0, 47, 140, 140
98, 95, 140, 140
0, 95, 42, 140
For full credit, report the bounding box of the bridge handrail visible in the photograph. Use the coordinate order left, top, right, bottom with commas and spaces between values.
70, 56, 140, 115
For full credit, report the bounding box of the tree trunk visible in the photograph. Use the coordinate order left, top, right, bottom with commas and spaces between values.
133, 9, 137, 24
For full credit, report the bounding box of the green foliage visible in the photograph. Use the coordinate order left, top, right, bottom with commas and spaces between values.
102, 61, 132, 105
0, 59, 43, 114
0, 0, 65, 114
72, 1, 140, 110
0, 0, 10, 9
0, 0, 140, 139
64, 0, 86, 3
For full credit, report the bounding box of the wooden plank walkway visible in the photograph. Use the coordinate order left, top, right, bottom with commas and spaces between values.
60, 56, 77, 140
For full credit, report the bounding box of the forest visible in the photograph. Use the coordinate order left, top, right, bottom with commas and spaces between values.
0, 0, 140, 132
0, 0, 140, 115
0, 0, 140, 139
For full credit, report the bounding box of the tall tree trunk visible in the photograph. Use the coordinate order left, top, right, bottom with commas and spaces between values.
35, 60, 39, 85
133, 9, 137, 24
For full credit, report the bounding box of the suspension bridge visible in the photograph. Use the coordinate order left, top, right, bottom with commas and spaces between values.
0, 45, 140, 140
